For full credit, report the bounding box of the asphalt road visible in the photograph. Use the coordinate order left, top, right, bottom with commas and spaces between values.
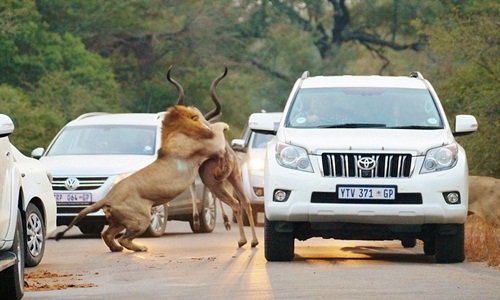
25, 213, 499, 300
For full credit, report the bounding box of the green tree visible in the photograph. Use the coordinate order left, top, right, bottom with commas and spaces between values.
0, 0, 122, 153
425, 0, 499, 177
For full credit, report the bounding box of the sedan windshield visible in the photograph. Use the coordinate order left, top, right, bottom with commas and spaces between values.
46, 125, 157, 155
286, 87, 443, 129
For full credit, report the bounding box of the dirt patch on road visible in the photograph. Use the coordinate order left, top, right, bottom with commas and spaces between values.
24, 270, 97, 291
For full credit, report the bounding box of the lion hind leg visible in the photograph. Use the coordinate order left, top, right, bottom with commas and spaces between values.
117, 217, 150, 252
101, 224, 125, 252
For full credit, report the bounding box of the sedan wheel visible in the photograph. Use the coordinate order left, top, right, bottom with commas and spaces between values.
25, 203, 45, 267
190, 187, 216, 233
143, 204, 168, 237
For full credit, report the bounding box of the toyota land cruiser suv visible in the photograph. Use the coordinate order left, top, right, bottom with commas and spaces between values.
249, 71, 478, 263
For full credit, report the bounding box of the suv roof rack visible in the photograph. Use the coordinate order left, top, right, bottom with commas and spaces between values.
301, 71, 310, 80
410, 71, 424, 79
75, 112, 110, 120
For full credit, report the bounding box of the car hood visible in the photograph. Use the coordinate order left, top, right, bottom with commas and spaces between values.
40, 155, 156, 176
280, 128, 455, 155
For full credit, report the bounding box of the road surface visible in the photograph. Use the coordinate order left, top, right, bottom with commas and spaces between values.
25, 215, 499, 299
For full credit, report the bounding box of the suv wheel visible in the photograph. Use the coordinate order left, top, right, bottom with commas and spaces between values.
423, 238, 436, 256
78, 223, 104, 235
190, 187, 216, 233
435, 224, 465, 263
25, 203, 46, 267
0, 209, 25, 299
143, 204, 168, 237
401, 237, 417, 248
264, 217, 294, 261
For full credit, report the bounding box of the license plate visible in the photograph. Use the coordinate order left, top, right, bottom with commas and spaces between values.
337, 185, 396, 200
54, 193, 92, 203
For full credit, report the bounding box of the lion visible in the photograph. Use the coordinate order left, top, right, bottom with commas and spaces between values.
55, 105, 229, 252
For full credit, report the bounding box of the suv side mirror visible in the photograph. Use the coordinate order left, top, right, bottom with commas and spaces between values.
231, 139, 246, 152
454, 115, 478, 136
0, 114, 15, 138
31, 147, 45, 159
249, 113, 276, 135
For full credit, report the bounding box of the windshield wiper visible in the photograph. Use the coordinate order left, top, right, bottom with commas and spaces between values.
386, 125, 441, 129
318, 123, 387, 128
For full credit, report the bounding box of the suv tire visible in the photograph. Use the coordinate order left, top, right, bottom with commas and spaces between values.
25, 203, 46, 267
264, 217, 294, 261
0, 209, 25, 300
401, 237, 417, 248
435, 224, 465, 263
190, 188, 216, 233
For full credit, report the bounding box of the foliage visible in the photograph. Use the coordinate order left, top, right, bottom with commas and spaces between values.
0, 0, 122, 153
425, 0, 499, 177
0, 0, 497, 178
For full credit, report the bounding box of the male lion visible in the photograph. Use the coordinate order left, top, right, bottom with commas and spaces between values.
55, 105, 228, 252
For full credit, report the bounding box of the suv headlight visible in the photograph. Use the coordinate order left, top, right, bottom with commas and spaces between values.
249, 158, 265, 171
275, 142, 313, 172
420, 143, 459, 174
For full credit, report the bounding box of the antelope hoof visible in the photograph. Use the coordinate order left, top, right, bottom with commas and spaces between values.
238, 240, 247, 248
224, 222, 231, 231
193, 216, 200, 231
251, 240, 259, 248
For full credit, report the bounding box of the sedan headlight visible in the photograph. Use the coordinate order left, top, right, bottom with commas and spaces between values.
420, 143, 459, 174
275, 142, 313, 172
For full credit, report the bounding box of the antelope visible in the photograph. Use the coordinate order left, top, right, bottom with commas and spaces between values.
167, 66, 259, 248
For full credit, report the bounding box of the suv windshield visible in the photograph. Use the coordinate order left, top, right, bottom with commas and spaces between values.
286, 87, 443, 129
46, 125, 157, 155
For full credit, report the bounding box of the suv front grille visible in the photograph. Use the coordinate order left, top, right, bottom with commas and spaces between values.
52, 176, 108, 191
322, 153, 412, 178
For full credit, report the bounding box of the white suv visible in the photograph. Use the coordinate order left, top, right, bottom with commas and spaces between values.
232, 112, 282, 225
249, 71, 478, 263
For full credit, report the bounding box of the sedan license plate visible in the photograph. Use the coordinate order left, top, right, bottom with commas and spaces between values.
337, 185, 396, 200
54, 193, 92, 203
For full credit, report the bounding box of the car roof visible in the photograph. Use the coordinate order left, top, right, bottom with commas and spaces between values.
65, 112, 165, 127
300, 75, 427, 89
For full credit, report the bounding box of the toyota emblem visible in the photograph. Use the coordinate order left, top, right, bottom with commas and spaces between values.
65, 177, 80, 191
357, 157, 376, 171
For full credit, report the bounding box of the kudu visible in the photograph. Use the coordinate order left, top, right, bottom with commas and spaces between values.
166, 66, 259, 248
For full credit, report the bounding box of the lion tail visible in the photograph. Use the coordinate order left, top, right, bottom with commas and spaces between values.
54, 200, 106, 241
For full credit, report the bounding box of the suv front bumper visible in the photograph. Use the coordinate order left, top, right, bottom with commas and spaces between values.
264, 155, 469, 225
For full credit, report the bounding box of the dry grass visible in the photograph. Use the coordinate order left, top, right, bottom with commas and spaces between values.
464, 214, 500, 267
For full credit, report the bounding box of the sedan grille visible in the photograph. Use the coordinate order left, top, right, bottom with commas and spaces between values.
322, 153, 412, 178
52, 176, 108, 191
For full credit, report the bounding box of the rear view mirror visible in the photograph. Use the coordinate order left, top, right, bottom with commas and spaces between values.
454, 115, 478, 136
0, 114, 15, 138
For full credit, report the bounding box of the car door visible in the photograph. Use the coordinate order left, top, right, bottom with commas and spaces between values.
0, 115, 15, 245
